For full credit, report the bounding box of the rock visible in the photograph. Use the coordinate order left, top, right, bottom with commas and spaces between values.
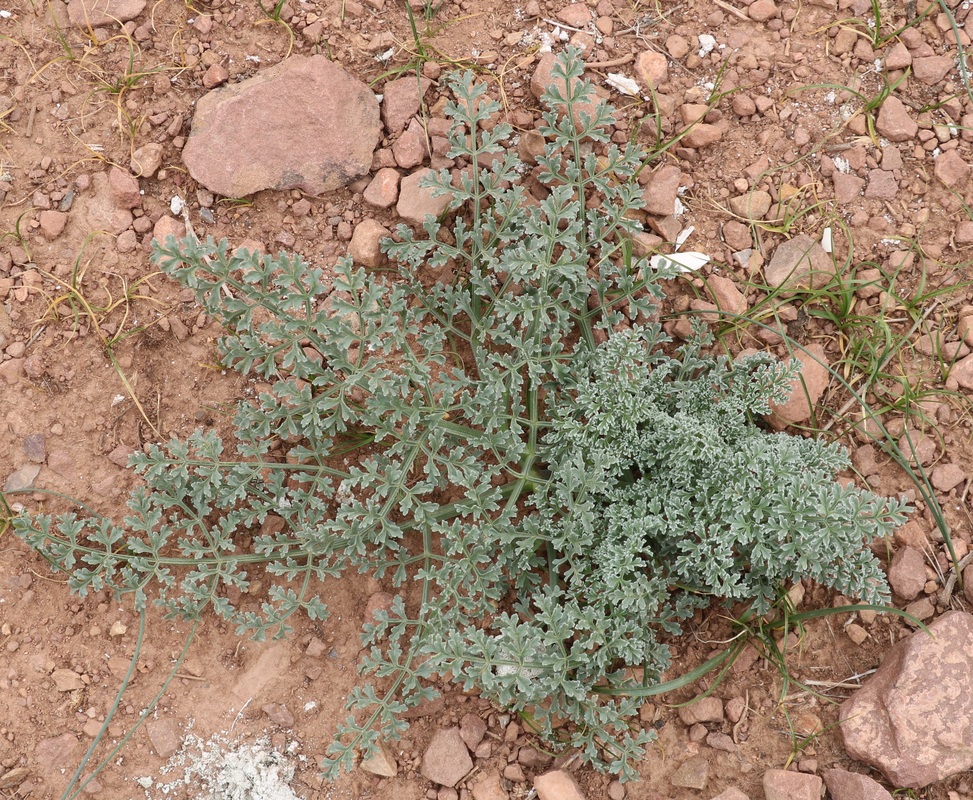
0, 767, 29, 789
635, 50, 668, 90
348, 219, 388, 268
23, 433, 46, 462
76, 172, 134, 234
846, 623, 869, 645
471, 769, 509, 800
146, 718, 182, 759
953, 353, 973, 389
679, 104, 723, 147
678, 697, 724, 725
666, 34, 690, 59
34, 734, 80, 779
824, 768, 894, 800
183, 55, 380, 197
67, 0, 145, 26
840, 611, 973, 787
832, 172, 865, 203
363, 167, 401, 209
261, 703, 294, 727
642, 164, 682, 216
131, 142, 164, 177
903, 596, 935, 624
864, 169, 898, 200
421, 728, 473, 788
707, 732, 737, 752
897, 429, 935, 466
748, 0, 778, 21
722, 221, 751, 250
382, 76, 432, 133
887, 546, 925, 599
875, 97, 917, 142
153, 215, 186, 244
706, 275, 746, 315
38, 210, 68, 240
202, 63, 229, 89
459, 712, 487, 751
932, 463, 966, 492
710, 790, 750, 800
764, 234, 835, 290
671, 756, 709, 790
728, 190, 771, 220
0, 359, 25, 384
912, 55, 953, 85
108, 166, 141, 208
4, 464, 40, 492
116, 230, 138, 252
52, 669, 85, 691
360, 739, 398, 777
556, 3, 591, 26
534, 769, 587, 800
934, 150, 970, 188
884, 42, 911, 70
392, 123, 428, 169
767, 342, 830, 430
763, 769, 822, 800
397, 168, 452, 226
731, 94, 757, 116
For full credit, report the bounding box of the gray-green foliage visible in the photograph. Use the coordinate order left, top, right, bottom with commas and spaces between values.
13, 49, 907, 780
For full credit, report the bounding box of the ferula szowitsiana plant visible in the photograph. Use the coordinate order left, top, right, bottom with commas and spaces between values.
13, 49, 908, 781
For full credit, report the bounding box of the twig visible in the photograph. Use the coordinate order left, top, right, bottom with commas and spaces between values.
586, 54, 635, 69
712, 0, 750, 21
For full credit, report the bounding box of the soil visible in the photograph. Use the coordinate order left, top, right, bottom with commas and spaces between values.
1, 0, 972, 799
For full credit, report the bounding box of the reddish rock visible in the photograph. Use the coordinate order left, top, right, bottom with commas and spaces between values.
392, 122, 427, 169
884, 42, 912, 70
765, 234, 835, 290
840, 611, 973, 787
459, 712, 487, 751
348, 219, 388, 268
183, 55, 380, 197
153, 215, 186, 244
875, 97, 917, 142
934, 149, 970, 188
671, 756, 709, 789
729, 190, 772, 220
131, 142, 164, 177
382, 76, 432, 133
34, 734, 80, 782
767, 342, 830, 430
108, 166, 141, 209
678, 696, 724, 725
710, 790, 750, 800
953, 353, 973, 389
864, 169, 898, 199
932, 463, 966, 492
832, 172, 865, 203
763, 769, 822, 800
470, 769, 509, 800
706, 275, 747, 315
421, 728, 473, 788
67, 0, 145, 26
887, 546, 925, 600
556, 3, 591, 27
642, 164, 682, 216
146, 718, 182, 758
360, 739, 398, 777
202, 63, 229, 89
397, 168, 452, 226
38, 210, 68, 240
363, 168, 401, 209
635, 50, 668, 90
748, 0, 778, 21
912, 55, 953, 85
534, 769, 587, 800
731, 94, 757, 117
825, 768, 894, 800
679, 104, 723, 148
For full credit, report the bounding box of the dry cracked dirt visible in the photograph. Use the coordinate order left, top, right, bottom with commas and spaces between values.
1, 0, 973, 798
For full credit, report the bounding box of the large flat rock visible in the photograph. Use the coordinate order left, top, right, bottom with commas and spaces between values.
840, 611, 973, 787
183, 55, 380, 198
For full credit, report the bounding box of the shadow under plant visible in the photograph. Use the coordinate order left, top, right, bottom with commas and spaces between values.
10, 50, 908, 784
